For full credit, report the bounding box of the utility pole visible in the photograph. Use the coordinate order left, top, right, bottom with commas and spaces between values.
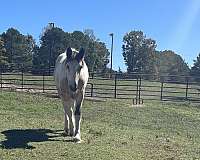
48, 22, 54, 75
109, 33, 114, 77
49, 22, 54, 28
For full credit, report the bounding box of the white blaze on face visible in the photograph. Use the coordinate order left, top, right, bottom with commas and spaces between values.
66, 60, 83, 92
64, 47, 85, 92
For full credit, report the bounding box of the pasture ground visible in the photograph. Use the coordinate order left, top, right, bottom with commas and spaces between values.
0, 91, 200, 160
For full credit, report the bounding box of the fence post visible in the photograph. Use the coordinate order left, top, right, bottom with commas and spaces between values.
0, 68, 2, 89
21, 69, 24, 90
136, 77, 139, 104
185, 77, 189, 100
138, 76, 142, 104
43, 72, 45, 93
114, 74, 117, 98
90, 83, 93, 97
91, 72, 94, 79
160, 81, 164, 101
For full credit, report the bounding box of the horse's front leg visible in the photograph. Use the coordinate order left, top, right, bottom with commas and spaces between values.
74, 91, 84, 142
63, 107, 69, 136
63, 100, 75, 136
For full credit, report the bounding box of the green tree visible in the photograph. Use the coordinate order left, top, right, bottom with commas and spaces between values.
33, 25, 109, 72
1, 28, 34, 70
32, 45, 41, 72
156, 50, 190, 81
0, 37, 8, 68
191, 53, 200, 80
70, 31, 89, 49
65, 30, 109, 72
69, 30, 109, 72
35, 26, 70, 70
86, 41, 109, 72
84, 29, 96, 41
122, 31, 157, 74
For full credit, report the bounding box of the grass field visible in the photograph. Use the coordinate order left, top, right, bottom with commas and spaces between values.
0, 91, 200, 159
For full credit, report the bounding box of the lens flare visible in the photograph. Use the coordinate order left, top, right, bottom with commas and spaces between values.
170, 0, 200, 50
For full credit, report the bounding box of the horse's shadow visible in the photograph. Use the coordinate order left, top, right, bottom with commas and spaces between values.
0, 129, 71, 149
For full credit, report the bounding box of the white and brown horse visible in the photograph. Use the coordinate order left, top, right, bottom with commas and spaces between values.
54, 47, 89, 142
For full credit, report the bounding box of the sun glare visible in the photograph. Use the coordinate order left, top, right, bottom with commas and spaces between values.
170, 0, 200, 50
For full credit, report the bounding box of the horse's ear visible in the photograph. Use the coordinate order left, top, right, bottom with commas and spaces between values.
75, 48, 85, 62
66, 47, 72, 60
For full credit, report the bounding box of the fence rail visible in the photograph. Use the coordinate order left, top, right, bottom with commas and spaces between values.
1, 70, 200, 103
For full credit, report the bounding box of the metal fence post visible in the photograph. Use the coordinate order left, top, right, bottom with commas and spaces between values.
114, 74, 117, 98
91, 72, 94, 79
0, 69, 2, 89
138, 76, 142, 104
185, 77, 189, 100
43, 72, 45, 93
90, 83, 93, 97
160, 82, 164, 101
136, 77, 139, 104
21, 70, 24, 90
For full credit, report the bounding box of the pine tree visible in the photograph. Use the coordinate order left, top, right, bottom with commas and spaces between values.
1, 28, 34, 70
191, 53, 200, 80
0, 37, 8, 68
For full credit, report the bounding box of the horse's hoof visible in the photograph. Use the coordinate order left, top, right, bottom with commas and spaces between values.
69, 133, 74, 137
63, 130, 69, 137
73, 134, 81, 143
75, 140, 82, 143
74, 138, 82, 143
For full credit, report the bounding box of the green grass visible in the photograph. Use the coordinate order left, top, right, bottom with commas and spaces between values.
0, 91, 200, 159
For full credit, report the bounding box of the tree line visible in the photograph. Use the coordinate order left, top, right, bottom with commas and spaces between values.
122, 31, 189, 76
0, 25, 109, 73
0, 24, 200, 79
122, 31, 200, 80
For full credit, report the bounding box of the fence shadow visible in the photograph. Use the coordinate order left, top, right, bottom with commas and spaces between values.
0, 129, 64, 149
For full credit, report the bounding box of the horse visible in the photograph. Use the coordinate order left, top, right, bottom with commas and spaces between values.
54, 47, 89, 143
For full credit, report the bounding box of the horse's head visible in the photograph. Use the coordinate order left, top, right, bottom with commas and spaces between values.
65, 47, 85, 92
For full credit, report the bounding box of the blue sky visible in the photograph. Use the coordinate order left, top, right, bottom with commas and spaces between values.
1, 0, 200, 71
